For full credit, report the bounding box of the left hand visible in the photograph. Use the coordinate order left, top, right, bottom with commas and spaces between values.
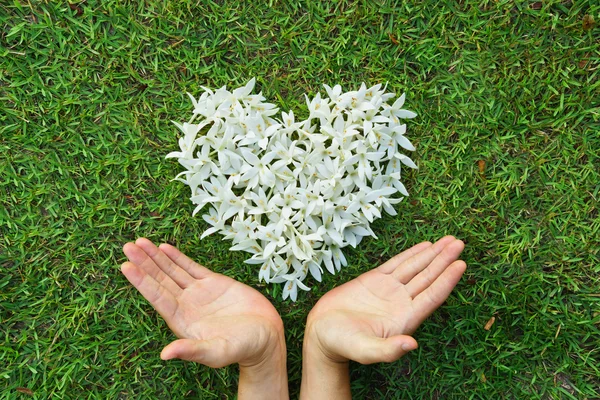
121, 238, 285, 369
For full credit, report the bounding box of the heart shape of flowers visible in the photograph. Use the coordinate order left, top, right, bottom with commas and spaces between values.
167, 79, 417, 301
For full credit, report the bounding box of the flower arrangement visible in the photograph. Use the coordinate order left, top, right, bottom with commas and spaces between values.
167, 79, 417, 301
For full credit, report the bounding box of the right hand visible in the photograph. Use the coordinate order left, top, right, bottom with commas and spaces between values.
305, 236, 466, 364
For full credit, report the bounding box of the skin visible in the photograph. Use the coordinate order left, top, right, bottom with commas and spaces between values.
300, 236, 467, 399
121, 238, 288, 400
121, 236, 466, 399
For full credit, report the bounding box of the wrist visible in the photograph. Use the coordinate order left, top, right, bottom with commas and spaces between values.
304, 314, 349, 364
239, 324, 288, 400
300, 319, 351, 400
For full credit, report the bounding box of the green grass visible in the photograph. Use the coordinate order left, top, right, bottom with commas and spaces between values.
1, 0, 599, 398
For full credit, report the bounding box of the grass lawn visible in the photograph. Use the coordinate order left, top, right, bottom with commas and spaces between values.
1, 0, 599, 398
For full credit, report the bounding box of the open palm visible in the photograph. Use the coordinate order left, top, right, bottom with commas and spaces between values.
121, 238, 284, 369
307, 236, 466, 364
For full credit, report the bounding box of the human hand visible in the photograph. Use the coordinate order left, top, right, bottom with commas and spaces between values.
305, 236, 466, 365
121, 238, 288, 399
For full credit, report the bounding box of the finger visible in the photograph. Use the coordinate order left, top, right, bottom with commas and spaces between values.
121, 261, 178, 320
161, 338, 235, 368
123, 242, 182, 295
411, 260, 467, 329
342, 333, 418, 365
158, 243, 212, 279
391, 236, 456, 283
135, 238, 195, 289
405, 240, 465, 297
377, 241, 433, 274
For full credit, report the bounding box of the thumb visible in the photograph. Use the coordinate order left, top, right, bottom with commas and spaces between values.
348, 334, 418, 365
160, 338, 236, 368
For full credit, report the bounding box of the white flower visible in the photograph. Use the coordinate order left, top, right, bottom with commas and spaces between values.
297, 181, 325, 216
233, 77, 256, 98
280, 110, 303, 133
323, 84, 343, 104
178, 145, 219, 195
270, 184, 304, 217
382, 93, 418, 123
281, 277, 310, 302
246, 187, 272, 215
224, 216, 258, 244
330, 245, 348, 272
166, 121, 202, 160
346, 187, 397, 222
306, 92, 331, 123
256, 222, 287, 258
343, 142, 386, 181
239, 148, 277, 188
167, 79, 418, 301
217, 185, 247, 221
390, 124, 416, 151
200, 207, 226, 239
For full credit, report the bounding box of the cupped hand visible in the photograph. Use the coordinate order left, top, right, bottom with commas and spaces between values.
306, 236, 466, 365
121, 238, 285, 369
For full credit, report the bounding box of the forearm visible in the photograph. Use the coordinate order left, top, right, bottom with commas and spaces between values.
300, 333, 351, 400
238, 333, 289, 400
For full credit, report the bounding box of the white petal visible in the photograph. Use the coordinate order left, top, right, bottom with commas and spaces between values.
296, 279, 311, 291
394, 181, 409, 196
308, 262, 322, 282
396, 154, 418, 169
200, 226, 219, 239
395, 109, 417, 119
264, 241, 278, 258
396, 135, 415, 151
392, 93, 406, 109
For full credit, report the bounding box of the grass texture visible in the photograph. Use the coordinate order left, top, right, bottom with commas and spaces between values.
1, 0, 599, 398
